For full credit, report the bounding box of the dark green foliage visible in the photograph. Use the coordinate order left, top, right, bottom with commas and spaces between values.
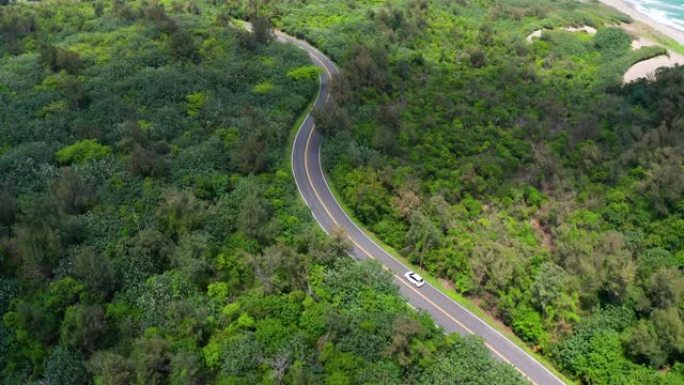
168, 29, 199, 62
39, 44, 82, 74
238, 0, 684, 383
44, 347, 91, 385
131, 336, 172, 385
252, 16, 274, 45
71, 247, 118, 300
60, 304, 110, 353
594, 27, 632, 54
0, 1, 519, 385
420, 335, 528, 385
88, 351, 134, 385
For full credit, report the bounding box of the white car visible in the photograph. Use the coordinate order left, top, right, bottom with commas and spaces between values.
404, 271, 425, 288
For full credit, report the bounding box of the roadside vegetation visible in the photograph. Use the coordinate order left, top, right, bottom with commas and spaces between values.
0, 1, 528, 385
224, 0, 684, 384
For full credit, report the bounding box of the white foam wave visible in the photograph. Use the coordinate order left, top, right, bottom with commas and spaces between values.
626, 0, 684, 32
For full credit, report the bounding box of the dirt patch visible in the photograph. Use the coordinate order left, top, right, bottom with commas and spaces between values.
530, 217, 554, 252
438, 278, 456, 292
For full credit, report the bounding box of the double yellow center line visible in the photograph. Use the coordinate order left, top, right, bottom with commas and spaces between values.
289, 33, 554, 385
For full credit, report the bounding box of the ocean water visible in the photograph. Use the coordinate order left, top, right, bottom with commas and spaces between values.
626, 0, 684, 32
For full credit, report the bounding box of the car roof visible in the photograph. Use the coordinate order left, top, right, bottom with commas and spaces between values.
409, 272, 424, 281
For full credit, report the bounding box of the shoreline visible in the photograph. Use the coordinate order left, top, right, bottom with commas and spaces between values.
597, 0, 684, 46
597, 0, 684, 82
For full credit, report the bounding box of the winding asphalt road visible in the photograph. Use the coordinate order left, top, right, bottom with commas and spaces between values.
275, 29, 566, 385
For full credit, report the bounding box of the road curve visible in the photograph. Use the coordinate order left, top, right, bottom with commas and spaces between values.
277, 29, 566, 385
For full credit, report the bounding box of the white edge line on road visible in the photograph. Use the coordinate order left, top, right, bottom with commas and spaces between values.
307, 48, 563, 383
275, 25, 562, 385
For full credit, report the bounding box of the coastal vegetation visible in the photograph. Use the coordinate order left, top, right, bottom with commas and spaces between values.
0, 1, 528, 384
223, 0, 684, 384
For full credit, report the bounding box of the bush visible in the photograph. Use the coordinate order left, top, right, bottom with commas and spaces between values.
55, 139, 112, 165
594, 27, 631, 54
287, 65, 322, 80
44, 347, 91, 385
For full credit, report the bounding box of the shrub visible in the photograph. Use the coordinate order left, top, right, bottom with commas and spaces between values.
594, 27, 631, 54
55, 139, 112, 165
287, 65, 321, 80
186, 91, 208, 117
252, 80, 274, 94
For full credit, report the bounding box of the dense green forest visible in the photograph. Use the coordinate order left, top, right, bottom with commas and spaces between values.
0, 1, 531, 384
225, 0, 684, 384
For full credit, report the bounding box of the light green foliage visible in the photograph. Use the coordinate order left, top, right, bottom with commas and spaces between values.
287, 65, 321, 80
186, 91, 208, 117
55, 139, 112, 165
252, 80, 274, 94
511, 305, 546, 345
339, 167, 393, 224
207, 282, 229, 302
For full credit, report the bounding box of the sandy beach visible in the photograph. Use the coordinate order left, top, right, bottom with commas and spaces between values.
598, 0, 684, 45
598, 0, 684, 82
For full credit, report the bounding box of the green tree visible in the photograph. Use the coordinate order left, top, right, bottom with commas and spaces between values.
0, 188, 15, 235
310, 228, 352, 266
221, 333, 263, 378
420, 335, 527, 385
238, 180, 274, 242
249, 244, 308, 294
89, 351, 134, 385
530, 262, 568, 315
383, 315, 424, 367
15, 223, 62, 278
71, 247, 118, 300
623, 320, 666, 368
170, 231, 214, 286
170, 351, 205, 385
253, 16, 274, 44
44, 347, 91, 385
60, 304, 109, 353
405, 211, 441, 269
51, 167, 97, 215
132, 336, 172, 385
39, 44, 82, 74
651, 308, 684, 364
647, 268, 684, 309
168, 29, 198, 62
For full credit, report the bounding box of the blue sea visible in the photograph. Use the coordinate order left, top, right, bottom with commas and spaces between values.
627, 0, 684, 32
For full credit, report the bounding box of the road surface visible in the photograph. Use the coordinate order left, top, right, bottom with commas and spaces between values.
276, 29, 566, 385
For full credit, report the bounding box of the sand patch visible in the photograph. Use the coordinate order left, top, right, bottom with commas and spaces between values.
631, 37, 656, 50
526, 29, 544, 43
563, 25, 597, 34
598, 0, 684, 46
527, 26, 598, 44
623, 52, 684, 83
